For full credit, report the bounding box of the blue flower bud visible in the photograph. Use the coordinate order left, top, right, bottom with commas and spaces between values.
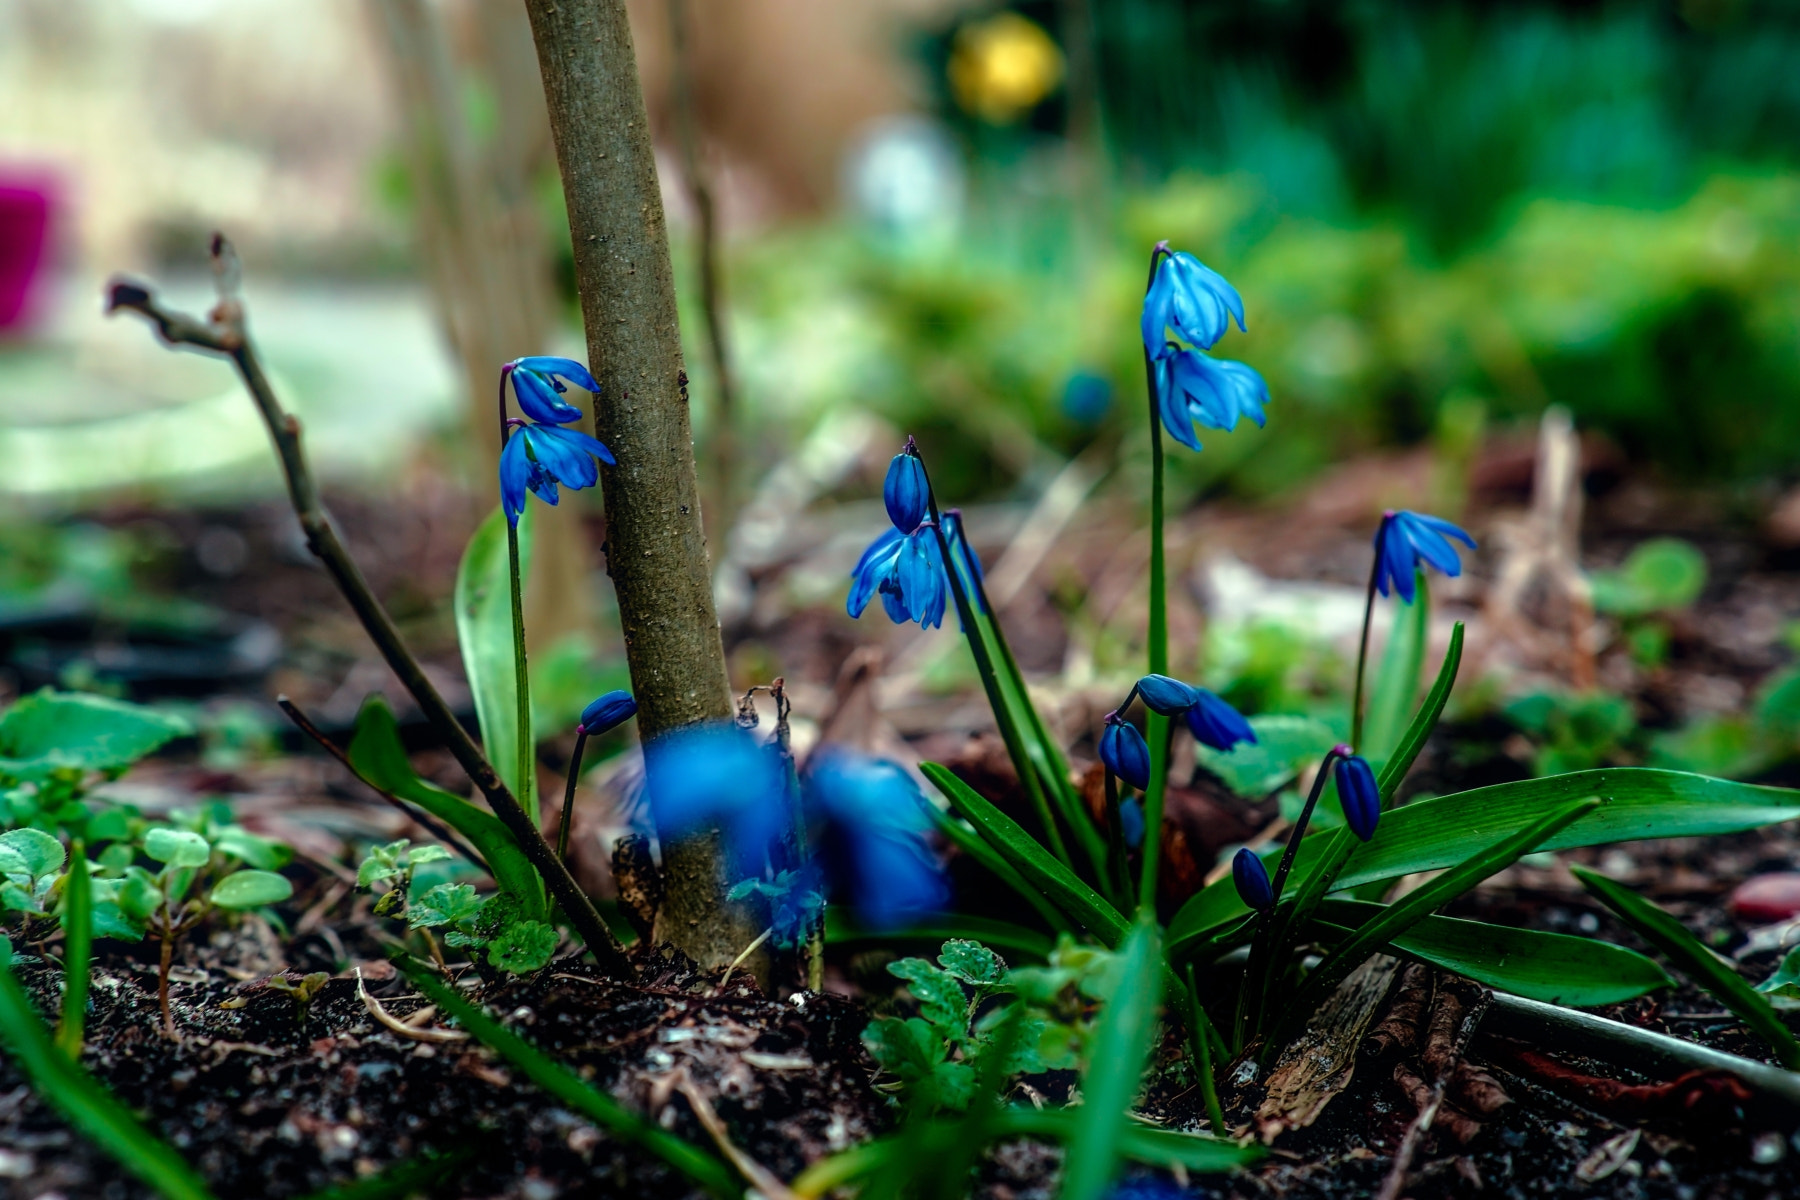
578, 690, 637, 736
883, 452, 929, 533
1233, 847, 1274, 911
1098, 719, 1151, 790
1118, 798, 1145, 849
510, 364, 586, 424
1136, 674, 1203, 715
1335, 754, 1381, 842
1185, 689, 1256, 752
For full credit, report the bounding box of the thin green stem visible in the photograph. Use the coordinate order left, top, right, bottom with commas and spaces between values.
1137, 713, 1170, 912
1186, 964, 1227, 1135
1138, 243, 1170, 918
1350, 518, 1386, 752
505, 519, 535, 822
557, 728, 588, 861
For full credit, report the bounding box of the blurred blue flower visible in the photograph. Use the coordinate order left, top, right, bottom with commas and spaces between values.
642, 723, 790, 873
507, 356, 599, 425
884, 448, 929, 533
1185, 689, 1257, 753
578, 690, 637, 736
1155, 347, 1270, 452
1142, 249, 1245, 358
1061, 371, 1113, 425
728, 868, 825, 949
1136, 674, 1203, 716
847, 525, 947, 630
1119, 798, 1145, 849
1233, 847, 1274, 911
939, 509, 987, 614
1373, 510, 1477, 604
1098, 716, 1151, 790
499, 422, 615, 526
1334, 753, 1381, 842
803, 749, 947, 930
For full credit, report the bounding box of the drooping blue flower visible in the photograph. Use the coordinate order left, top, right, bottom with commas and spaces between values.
507, 356, 599, 425
1233, 847, 1274, 911
1136, 674, 1204, 716
884, 450, 929, 533
1373, 510, 1478, 604
1185, 689, 1257, 753
1156, 347, 1270, 452
642, 723, 790, 873
847, 525, 947, 630
939, 509, 988, 615
1118, 798, 1145, 850
1142, 249, 1246, 358
578, 690, 637, 736
1334, 753, 1381, 842
499, 422, 616, 525
803, 748, 947, 930
1098, 717, 1151, 790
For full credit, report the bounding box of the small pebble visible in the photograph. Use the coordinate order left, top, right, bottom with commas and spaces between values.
1729, 874, 1800, 922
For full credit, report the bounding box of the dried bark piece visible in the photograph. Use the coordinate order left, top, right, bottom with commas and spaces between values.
612, 834, 663, 942
1448, 1060, 1510, 1117
1421, 974, 1490, 1081
1393, 1062, 1486, 1144
1256, 954, 1402, 1141
1485, 1042, 1753, 1130
1364, 961, 1433, 1060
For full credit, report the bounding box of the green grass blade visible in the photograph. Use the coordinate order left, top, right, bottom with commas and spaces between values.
1315, 897, 1673, 1006
1059, 916, 1165, 1200
1376, 618, 1463, 802
824, 910, 1054, 960
922, 762, 1127, 946
455, 505, 537, 818
58, 841, 92, 1058
397, 960, 739, 1197
1268, 797, 1601, 1053
921, 804, 1072, 932
348, 694, 547, 920
0, 965, 215, 1200
1570, 865, 1800, 1069
1363, 573, 1429, 769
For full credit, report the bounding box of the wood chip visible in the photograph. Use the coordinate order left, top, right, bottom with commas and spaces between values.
1257, 954, 1402, 1140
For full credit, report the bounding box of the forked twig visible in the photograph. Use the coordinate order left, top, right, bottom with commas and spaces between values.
106, 236, 631, 978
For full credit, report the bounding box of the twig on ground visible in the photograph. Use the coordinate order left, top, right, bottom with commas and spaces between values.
106, 238, 632, 979
674, 1074, 799, 1200
1375, 1079, 1442, 1200
356, 969, 469, 1044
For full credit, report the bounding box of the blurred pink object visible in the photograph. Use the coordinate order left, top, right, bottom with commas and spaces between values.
0, 170, 58, 331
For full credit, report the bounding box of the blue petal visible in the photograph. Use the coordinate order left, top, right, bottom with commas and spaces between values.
1211, 358, 1270, 428
1136, 674, 1202, 716
848, 529, 905, 619
499, 433, 533, 525
512, 367, 585, 424
579, 690, 637, 735
1141, 261, 1177, 358
1185, 690, 1256, 752
804, 750, 946, 930
1156, 356, 1206, 451
1166, 252, 1245, 349
879, 585, 911, 624
513, 356, 600, 394
524, 426, 598, 491
534, 423, 616, 473
883, 453, 929, 533
643, 724, 790, 873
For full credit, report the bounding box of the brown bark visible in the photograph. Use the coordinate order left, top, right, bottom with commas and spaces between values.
521, 0, 763, 974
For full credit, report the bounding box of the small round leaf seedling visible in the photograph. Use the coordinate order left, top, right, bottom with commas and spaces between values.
144, 829, 211, 869
210, 870, 294, 910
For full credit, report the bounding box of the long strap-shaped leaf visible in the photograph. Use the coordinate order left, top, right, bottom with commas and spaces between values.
1061, 915, 1164, 1200
57, 843, 92, 1058
1263, 796, 1602, 1058
0, 965, 215, 1200
398, 961, 739, 1196
1571, 865, 1800, 1070
922, 762, 1127, 946
1314, 897, 1672, 1007
920, 802, 1072, 933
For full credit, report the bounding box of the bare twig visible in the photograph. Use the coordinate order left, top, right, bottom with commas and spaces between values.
106, 239, 632, 979
356, 969, 468, 1043
674, 1074, 799, 1200
1375, 1079, 1443, 1200
276, 695, 486, 873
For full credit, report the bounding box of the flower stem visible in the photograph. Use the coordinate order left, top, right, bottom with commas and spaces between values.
558, 728, 589, 861
505, 517, 536, 822
1138, 244, 1170, 917
1350, 521, 1386, 752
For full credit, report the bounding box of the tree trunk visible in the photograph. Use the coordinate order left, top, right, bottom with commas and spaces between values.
521, 0, 763, 976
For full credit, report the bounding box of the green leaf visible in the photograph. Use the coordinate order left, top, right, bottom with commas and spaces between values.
1170, 765, 1800, 954
824, 911, 1054, 962
0, 964, 215, 1200
406, 882, 483, 929
212, 827, 292, 871
921, 762, 1127, 948
1315, 898, 1673, 1006
0, 690, 190, 782
1363, 571, 1429, 768
0, 828, 66, 880
1195, 715, 1338, 798
1570, 864, 1800, 1070
397, 958, 738, 1198
58, 844, 92, 1058
1060, 916, 1163, 1200
88, 900, 145, 942
863, 1015, 942, 1080
888, 958, 969, 1036
144, 829, 210, 869
407, 845, 452, 867
939, 939, 1008, 988
455, 506, 536, 819
487, 919, 558, 973
208, 869, 293, 910
1269, 798, 1602, 1050
1591, 538, 1707, 617
347, 695, 546, 922
918, 806, 1071, 933
1757, 946, 1800, 1009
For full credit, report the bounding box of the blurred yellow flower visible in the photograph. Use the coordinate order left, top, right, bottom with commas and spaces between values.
947, 12, 1064, 124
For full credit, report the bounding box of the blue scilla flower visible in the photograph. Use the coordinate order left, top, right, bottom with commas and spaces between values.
1186, 689, 1256, 753
1374, 510, 1477, 604
1334, 752, 1381, 842
1136, 674, 1204, 716
803, 748, 947, 930
506, 356, 599, 424
1118, 797, 1145, 849
1142, 249, 1246, 358
884, 447, 929, 533
578, 690, 637, 736
1156, 347, 1270, 452
642, 723, 789, 873
1233, 846, 1274, 911
1098, 716, 1151, 790
499, 422, 616, 525
847, 524, 948, 630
